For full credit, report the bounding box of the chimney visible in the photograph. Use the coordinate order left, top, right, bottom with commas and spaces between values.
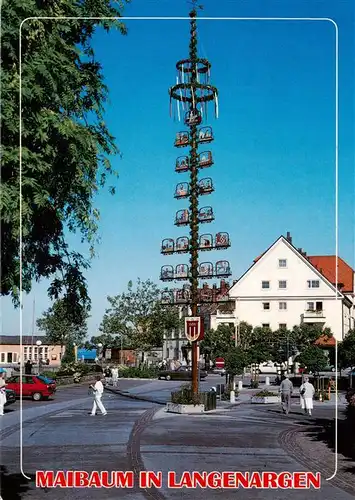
286, 231, 292, 244
220, 279, 227, 293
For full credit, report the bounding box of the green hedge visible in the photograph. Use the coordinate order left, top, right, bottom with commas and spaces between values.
118, 366, 158, 379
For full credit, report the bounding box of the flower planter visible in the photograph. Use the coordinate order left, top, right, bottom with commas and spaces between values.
251, 396, 281, 404
166, 402, 205, 414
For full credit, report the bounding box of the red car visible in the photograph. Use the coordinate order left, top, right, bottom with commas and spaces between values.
6, 374, 56, 401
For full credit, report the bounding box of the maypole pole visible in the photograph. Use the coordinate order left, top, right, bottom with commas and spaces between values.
188, 5, 200, 396
161, 1, 232, 400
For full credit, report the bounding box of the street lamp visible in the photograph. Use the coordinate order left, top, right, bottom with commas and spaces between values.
36, 340, 42, 374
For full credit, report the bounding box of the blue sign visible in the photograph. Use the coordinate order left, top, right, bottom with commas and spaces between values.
77, 349, 97, 361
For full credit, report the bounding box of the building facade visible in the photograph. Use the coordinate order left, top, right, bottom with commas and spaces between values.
211, 234, 354, 341
0, 335, 63, 367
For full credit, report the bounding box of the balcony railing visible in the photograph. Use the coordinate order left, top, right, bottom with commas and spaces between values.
302, 310, 325, 323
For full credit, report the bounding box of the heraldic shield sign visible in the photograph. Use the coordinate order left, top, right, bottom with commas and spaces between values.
185, 317, 204, 342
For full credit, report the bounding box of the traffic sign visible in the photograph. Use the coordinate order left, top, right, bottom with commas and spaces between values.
215, 357, 225, 369
185, 317, 204, 342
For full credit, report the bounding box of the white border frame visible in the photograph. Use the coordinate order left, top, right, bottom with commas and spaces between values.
19, 15, 338, 482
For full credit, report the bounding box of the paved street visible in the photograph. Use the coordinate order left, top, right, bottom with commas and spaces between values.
1, 382, 354, 500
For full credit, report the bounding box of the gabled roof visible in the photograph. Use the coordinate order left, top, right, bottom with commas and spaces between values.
231, 234, 346, 297
254, 253, 354, 293
307, 256, 354, 293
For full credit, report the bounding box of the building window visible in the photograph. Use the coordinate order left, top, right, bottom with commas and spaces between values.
278, 280, 287, 289
279, 302, 287, 310
0, 353, 5, 363
307, 280, 320, 288
261, 281, 270, 289
7, 352, 13, 363
279, 323, 287, 330
278, 259, 287, 268
262, 324, 270, 328
307, 302, 314, 311
262, 302, 270, 310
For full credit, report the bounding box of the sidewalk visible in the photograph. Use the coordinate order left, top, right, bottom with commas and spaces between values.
106, 379, 347, 408
134, 404, 355, 499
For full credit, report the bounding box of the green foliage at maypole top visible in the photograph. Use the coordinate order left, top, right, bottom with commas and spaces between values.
1, 0, 130, 324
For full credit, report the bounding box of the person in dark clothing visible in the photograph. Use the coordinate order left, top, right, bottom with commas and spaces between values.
25, 360, 33, 374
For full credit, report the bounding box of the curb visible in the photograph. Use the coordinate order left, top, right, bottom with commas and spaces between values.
106, 387, 247, 411
105, 386, 165, 405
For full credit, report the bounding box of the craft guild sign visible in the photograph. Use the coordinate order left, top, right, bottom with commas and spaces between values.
185, 317, 204, 342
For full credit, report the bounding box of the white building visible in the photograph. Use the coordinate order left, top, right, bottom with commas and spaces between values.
211, 233, 355, 341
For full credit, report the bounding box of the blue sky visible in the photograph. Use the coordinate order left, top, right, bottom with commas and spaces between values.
2, 0, 354, 336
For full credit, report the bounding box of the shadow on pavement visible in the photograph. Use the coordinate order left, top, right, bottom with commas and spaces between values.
281, 405, 355, 473
4, 408, 16, 414
0, 465, 35, 500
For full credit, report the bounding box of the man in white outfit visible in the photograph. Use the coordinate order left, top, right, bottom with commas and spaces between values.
90, 375, 107, 416
0, 371, 7, 416
299, 376, 315, 415
111, 366, 119, 387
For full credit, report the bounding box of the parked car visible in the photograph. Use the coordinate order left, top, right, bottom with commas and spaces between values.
5, 388, 16, 406
256, 362, 282, 375
212, 367, 226, 376
6, 375, 56, 401
158, 366, 208, 381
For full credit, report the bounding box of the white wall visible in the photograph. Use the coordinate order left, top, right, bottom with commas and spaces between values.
213, 238, 350, 341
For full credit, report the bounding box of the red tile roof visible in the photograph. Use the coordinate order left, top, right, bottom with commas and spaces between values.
314, 335, 336, 347
307, 256, 354, 293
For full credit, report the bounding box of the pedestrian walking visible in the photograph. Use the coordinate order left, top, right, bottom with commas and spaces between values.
300, 376, 315, 415
111, 367, 119, 387
89, 375, 107, 416
279, 374, 293, 414
104, 366, 112, 384
25, 360, 32, 375
0, 371, 7, 416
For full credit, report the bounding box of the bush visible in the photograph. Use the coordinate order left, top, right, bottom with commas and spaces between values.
171, 384, 203, 406
56, 362, 91, 377
250, 379, 259, 389
254, 390, 278, 397
118, 366, 158, 379
40, 371, 57, 379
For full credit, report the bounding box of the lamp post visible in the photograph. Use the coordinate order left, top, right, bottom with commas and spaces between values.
97, 343, 103, 368
119, 334, 124, 365
36, 340, 42, 374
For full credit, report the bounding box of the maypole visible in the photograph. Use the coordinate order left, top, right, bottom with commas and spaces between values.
160, 2, 232, 397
